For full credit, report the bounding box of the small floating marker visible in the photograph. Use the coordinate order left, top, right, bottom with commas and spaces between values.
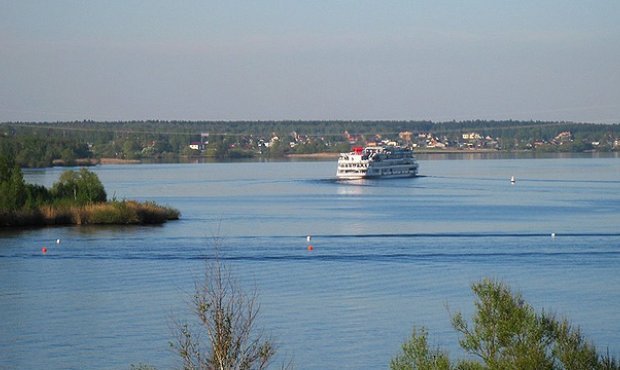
41, 247, 48, 254
551, 233, 556, 238
56, 239, 61, 244
306, 235, 312, 242
307, 245, 314, 251
510, 176, 516, 184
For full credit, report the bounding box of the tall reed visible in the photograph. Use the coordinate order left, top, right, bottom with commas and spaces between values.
1, 201, 179, 227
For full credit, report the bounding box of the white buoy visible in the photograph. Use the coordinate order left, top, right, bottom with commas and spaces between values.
551, 233, 556, 238
306, 235, 312, 242
510, 176, 516, 184
56, 239, 61, 244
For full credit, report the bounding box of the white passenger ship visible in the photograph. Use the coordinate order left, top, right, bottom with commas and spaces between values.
336, 146, 419, 179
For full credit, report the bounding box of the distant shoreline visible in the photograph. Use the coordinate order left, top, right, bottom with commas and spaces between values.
98, 158, 142, 164
47, 150, 619, 167
51, 158, 143, 166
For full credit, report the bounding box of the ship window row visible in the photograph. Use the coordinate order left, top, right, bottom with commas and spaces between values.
338, 169, 365, 174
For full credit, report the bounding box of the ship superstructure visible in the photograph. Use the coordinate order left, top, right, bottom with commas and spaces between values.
336, 146, 418, 179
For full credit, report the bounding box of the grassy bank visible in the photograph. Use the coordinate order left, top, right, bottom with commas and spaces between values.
0, 200, 180, 227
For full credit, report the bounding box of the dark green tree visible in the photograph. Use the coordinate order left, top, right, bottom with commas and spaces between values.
0, 155, 26, 211
51, 168, 107, 205
24, 184, 51, 209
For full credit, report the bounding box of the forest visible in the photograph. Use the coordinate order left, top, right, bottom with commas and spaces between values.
1, 120, 618, 167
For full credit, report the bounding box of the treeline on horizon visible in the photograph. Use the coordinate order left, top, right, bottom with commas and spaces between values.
4, 119, 619, 136
1, 120, 619, 167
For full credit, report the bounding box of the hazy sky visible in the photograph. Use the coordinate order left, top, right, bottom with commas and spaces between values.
1, 1, 619, 123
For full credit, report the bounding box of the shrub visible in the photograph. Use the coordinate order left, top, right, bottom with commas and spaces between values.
171, 252, 277, 370
51, 168, 106, 205
24, 184, 52, 209
392, 278, 620, 370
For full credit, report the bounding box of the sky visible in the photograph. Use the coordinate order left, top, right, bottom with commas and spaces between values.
1, 1, 619, 123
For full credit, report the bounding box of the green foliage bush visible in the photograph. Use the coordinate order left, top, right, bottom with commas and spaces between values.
392, 278, 620, 370
391, 327, 451, 370
51, 168, 107, 204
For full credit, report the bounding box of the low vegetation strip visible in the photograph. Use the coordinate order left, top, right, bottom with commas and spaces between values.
0, 153, 180, 227
0, 200, 179, 227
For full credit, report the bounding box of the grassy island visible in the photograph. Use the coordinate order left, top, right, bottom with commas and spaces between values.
0, 155, 179, 227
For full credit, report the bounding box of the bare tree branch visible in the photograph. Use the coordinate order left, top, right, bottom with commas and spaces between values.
171, 242, 279, 370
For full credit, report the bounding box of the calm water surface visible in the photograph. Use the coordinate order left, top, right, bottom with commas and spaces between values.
1, 155, 620, 369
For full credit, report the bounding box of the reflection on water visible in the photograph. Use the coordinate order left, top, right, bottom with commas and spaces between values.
336, 180, 369, 195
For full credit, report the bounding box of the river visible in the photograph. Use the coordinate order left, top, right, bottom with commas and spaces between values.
1, 154, 619, 369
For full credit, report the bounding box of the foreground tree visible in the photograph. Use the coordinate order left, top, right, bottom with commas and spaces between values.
391, 278, 619, 370
451, 279, 557, 368
171, 252, 276, 370
390, 327, 451, 370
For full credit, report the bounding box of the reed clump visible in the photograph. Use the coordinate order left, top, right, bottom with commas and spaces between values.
84, 200, 179, 225
40, 205, 75, 225
0, 201, 180, 227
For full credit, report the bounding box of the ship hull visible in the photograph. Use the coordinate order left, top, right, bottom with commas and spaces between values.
337, 172, 416, 180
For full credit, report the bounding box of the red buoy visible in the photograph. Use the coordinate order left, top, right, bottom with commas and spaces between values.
41, 247, 48, 254
307, 245, 313, 251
